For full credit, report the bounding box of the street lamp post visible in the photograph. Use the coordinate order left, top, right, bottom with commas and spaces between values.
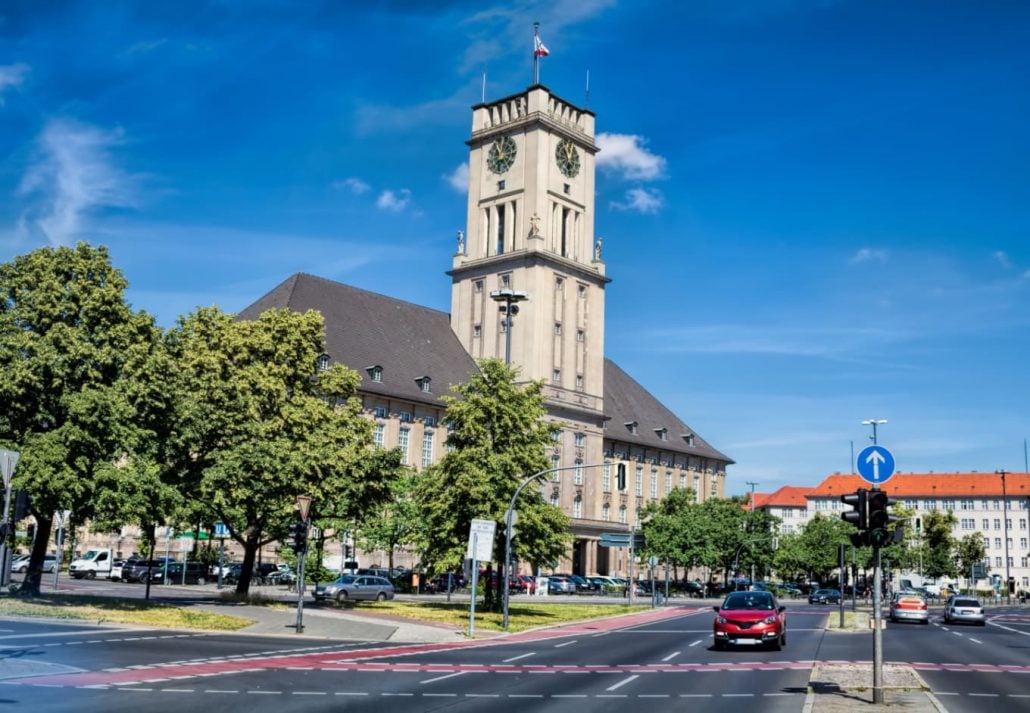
862, 418, 887, 446
489, 289, 529, 365
503, 462, 604, 629
860, 418, 887, 704
747, 481, 758, 586
996, 469, 1011, 605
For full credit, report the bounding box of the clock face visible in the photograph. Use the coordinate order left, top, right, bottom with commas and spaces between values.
555, 138, 581, 178
487, 136, 517, 174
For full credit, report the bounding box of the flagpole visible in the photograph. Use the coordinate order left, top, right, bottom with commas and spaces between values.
533, 22, 540, 85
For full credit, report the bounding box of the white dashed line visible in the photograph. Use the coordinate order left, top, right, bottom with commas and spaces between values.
606, 674, 639, 691
689, 639, 703, 647
662, 651, 681, 661
554, 640, 577, 648
420, 672, 466, 684
503, 652, 536, 663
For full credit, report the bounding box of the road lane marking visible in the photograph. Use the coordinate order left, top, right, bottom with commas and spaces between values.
969, 638, 983, 644
334, 692, 368, 696
606, 674, 639, 691
689, 640, 703, 647
554, 640, 577, 648
503, 652, 536, 662
661, 651, 681, 662
420, 672, 466, 684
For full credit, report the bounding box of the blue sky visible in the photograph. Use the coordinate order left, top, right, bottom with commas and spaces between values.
1, 1, 1028, 495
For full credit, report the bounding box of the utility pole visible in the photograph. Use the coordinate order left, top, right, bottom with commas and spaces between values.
861, 418, 888, 704
746, 481, 758, 586
997, 469, 1011, 605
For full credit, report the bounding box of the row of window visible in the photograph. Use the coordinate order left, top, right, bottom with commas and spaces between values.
373, 424, 436, 469
959, 518, 1027, 531
980, 537, 1029, 550
903, 498, 1029, 511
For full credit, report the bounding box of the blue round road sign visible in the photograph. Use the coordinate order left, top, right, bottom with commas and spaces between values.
856, 445, 895, 485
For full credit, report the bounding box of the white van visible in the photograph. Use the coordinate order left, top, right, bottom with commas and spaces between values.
69, 548, 113, 579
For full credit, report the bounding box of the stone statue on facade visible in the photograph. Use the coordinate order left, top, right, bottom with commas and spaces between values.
594, 237, 603, 261
529, 213, 541, 237
456, 230, 465, 254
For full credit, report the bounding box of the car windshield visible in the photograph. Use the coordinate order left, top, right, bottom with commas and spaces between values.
335, 575, 357, 584
953, 599, 980, 607
723, 593, 774, 610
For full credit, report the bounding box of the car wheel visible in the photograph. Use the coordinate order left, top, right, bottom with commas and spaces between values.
713, 639, 725, 651
770, 636, 782, 651
86, 571, 96, 580
921, 619, 929, 625
376, 592, 387, 602
336, 591, 348, 603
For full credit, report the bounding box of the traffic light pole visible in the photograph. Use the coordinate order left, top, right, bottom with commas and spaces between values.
294, 519, 309, 634
873, 537, 884, 704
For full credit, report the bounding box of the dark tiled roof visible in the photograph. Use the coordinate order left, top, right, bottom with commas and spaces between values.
603, 359, 733, 464
237, 273, 480, 407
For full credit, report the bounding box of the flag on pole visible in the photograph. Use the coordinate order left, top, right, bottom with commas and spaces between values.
534, 33, 549, 57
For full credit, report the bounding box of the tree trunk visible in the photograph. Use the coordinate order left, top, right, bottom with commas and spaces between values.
19, 511, 55, 597
143, 523, 156, 602
234, 527, 261, 595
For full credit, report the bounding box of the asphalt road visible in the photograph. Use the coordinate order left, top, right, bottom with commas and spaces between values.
2, 600, 1029, 712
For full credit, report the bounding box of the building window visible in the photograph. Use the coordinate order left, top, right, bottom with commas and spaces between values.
574, 459, 583, 485
554, 322, 562, 335
618, 505, 627, 524
501, 274, 511, 287
574, 432, 585, 447
578, 284, 586, 298
563, 183, 570, 194
373, 406, 388, 419
573, 497, 582, 519
552, 429, 562, 443
424, 416, 437, 427
474, 280, 483, 293
994, 538, 1002, 549
576, 329, 584, 342
626, 421, 638, 435
1020, 537, 1028, 550
373, 424, 385, 449
497, 179, 506, 190
665, 471, 673, 494
555, 277, 563, 290
552, 369, 561, 383
551, 454, 560, 479
575, 374, 583, 389
995, 519, 1001, 529
550, 492, 559, 507
367, 365, 383, 383
995, 557, 1002, 567
416, 376, 431, 393
654, 428, 668, 441
602, 463, 611, 492
982, 518, 990, 529
679, 474, 686, 489
650, 468, 658, 498
398, 428, 410, 465
683, 433, 695, 446
421, 431, 434, 468
399, 411, 412, 423
635, 467, 643, 496
602, 502, 611, 521
473, 324, 481, 338
635, 507, 641, 525
316, 354, 330, 372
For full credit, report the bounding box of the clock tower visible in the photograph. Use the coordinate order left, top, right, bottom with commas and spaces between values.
449, 84, 608, 555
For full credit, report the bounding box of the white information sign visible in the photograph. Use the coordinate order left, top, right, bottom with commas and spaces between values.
466, 519, 496, 562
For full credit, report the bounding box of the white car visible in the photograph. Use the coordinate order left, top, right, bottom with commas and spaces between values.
12, 555, 59, 573
109, 560, 125, 581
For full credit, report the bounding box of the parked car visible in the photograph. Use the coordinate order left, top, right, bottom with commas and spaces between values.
889, 593, 929, 624
517, 574, 537, 594
808, 588, 842, 604
713, 590, 787, 650
153, 561, 209, 585
547, 575, 575, 594
682, 580, 705, 597
10, 554, 30, 572
313, 574, 395, 603
943, 597, 985, 626
123, 559, 169, 583
269, 564, 296, 586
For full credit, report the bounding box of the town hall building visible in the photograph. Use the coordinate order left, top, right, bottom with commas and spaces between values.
240, 83, 734, 577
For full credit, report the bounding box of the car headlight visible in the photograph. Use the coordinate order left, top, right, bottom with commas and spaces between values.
716, 616, 728, 624
763, 615, 778, 624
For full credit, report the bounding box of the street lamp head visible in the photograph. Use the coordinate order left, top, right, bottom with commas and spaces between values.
861, 419, 887, 426
489, 288, 529, 303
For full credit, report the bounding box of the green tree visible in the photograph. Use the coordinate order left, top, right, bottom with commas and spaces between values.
954, 532, 987, 586
693, 497, 751, 581
640, 487, 705, 571
414, 359, 570, 609
0, 243, 161, 595
355, 453, 418, 573
921, 509, 959, 579
167, 306, 389, 594
794, 513, 853, 583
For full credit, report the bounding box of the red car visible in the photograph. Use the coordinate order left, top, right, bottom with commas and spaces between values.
517, 574, 537, 594
713, 590, 787, 651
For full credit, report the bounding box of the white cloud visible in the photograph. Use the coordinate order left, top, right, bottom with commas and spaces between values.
444, 162, 469, 193
992, 250, 1011, 269
596, 132, 666, 181
849, 248, 888, 265
17, 118, 138, 245
610, 187, 664, 214
376, 188, 412, 212
333, 177, 370, 195
0, 63, 29, 105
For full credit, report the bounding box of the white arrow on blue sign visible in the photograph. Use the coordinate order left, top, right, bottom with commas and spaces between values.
857, 445, 896, 485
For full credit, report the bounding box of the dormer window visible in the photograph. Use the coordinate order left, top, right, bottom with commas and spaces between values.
683, 432, 695, 446
415, 376, 432, 393
654, 427, 668, 441
366, 365, 383, 383
625, 421, 638, 435
316, 354, 330, 372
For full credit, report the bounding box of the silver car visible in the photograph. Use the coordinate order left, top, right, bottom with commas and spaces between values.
944, 597, 986, 626
314, 574, 394, 603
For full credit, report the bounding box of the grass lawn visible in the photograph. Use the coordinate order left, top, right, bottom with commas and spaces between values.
0, 595, 253, 631
336, 600, 650, 633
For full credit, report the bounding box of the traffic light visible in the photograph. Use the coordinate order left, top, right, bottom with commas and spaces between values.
840, 488, 869, 531
616, 463, 627, 491
287, 521, 309, 554
12, 489, 31, 521
867, 490, 897, 547
26, 522, 35, 543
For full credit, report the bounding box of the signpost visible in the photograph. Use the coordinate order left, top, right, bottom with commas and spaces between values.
598, 530, 644, 605
856, 445, 896, 486
467, 519, 496, 638
294, 495, 313, 634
